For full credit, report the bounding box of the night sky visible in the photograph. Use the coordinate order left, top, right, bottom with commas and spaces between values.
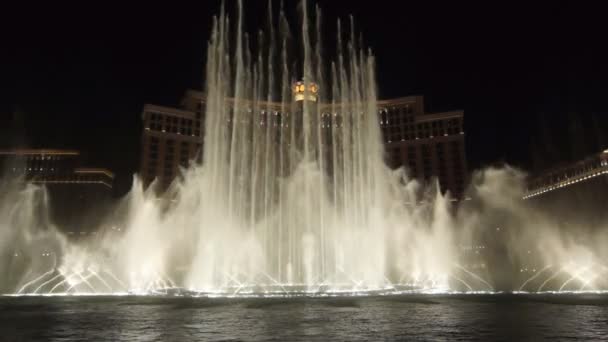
1, 1, 607, 195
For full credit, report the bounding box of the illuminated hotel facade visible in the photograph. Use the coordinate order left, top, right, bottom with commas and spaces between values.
0, 149, 114, 189
0, 149, 115, 234
524, 149, 608, 200
524, 149, 608, 223
140, 86, 467, 198
139, 104, 203, 191
379, 97, 467, 198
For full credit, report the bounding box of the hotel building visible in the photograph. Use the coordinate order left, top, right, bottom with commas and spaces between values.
139, 104, 203, 191
140, 88, 468, 198
0, 149, 115, 234
379, 96, 467, 198
524, 149, 608, 223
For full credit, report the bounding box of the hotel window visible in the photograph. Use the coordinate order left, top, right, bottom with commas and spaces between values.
148, 161, 157, 176
423, 164, 432, 179
433, 121, 442, 137
407, 146, 416, 158
408, 162, 417, 175
456, 118, 463, 132
196, 144, 203, 164
436, 143, 444, 157
174, 117, 180, 133
422, 148, 431, 160
391, 148, 401, 164
166, 139, 175, 162
150, 137, 159, 149
180, 142, 190, 167
156, 114, 163, 130
163, 165, 173, 178
446, 119, 456, 135
451, 142, 461, 158
186, 120, 193, 135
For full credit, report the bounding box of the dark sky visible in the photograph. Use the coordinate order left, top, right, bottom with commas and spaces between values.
1, 1, 607, 195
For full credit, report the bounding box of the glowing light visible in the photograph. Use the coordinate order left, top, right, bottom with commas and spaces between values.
292, 81, 319, 102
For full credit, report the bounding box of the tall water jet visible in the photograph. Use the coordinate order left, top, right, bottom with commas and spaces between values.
0, 180, 68, 293
184, 0, 402, 292
3, 0, 471, 295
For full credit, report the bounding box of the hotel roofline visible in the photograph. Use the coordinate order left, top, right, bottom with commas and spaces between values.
0, 149, 80, 156
157, 90, 462, 121
523, 149, 608, 199
0, 149, 115, 189
29, 179, 114, 189
416, 110, 464, 121
141, 89, 467, 198
74, 168, 115, 179
142, 104, 197, 119
182, 89, 425, 110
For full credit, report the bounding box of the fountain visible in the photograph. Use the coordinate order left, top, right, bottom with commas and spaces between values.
2, 0, 608, 297
159, 0, 456, 294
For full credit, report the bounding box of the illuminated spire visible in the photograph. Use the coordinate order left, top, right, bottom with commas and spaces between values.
292, 80, 318, 102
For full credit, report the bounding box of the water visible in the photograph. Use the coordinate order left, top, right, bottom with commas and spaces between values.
1, 294, 608, 341
2, 0, 608, 297
187, 0, 402, 290
0, 0, 458, 295
2, 3, 608, 340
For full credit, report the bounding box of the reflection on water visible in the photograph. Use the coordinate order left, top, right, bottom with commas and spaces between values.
1, 295, 608, 341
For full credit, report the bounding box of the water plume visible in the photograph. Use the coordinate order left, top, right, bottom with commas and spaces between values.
2, 1, 608, 296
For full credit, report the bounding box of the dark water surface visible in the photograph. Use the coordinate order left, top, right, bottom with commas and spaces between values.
1, 294, 608, 341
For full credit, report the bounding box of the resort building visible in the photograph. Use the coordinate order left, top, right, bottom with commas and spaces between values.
379, 96, 467, 198
0, 149, 115, 235
524, 149, 608, 224
140, 89, 468, 198
140, 105, 203, 191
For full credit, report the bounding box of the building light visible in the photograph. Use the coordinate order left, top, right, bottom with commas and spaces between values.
293, 81, 319, 102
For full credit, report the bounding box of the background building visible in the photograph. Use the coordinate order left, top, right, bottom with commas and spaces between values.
524, 149, 608, 225
379, 96, 467, 198
140, 90, 468, 198
140, 104, 202, 192
0, 149, 115, 236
